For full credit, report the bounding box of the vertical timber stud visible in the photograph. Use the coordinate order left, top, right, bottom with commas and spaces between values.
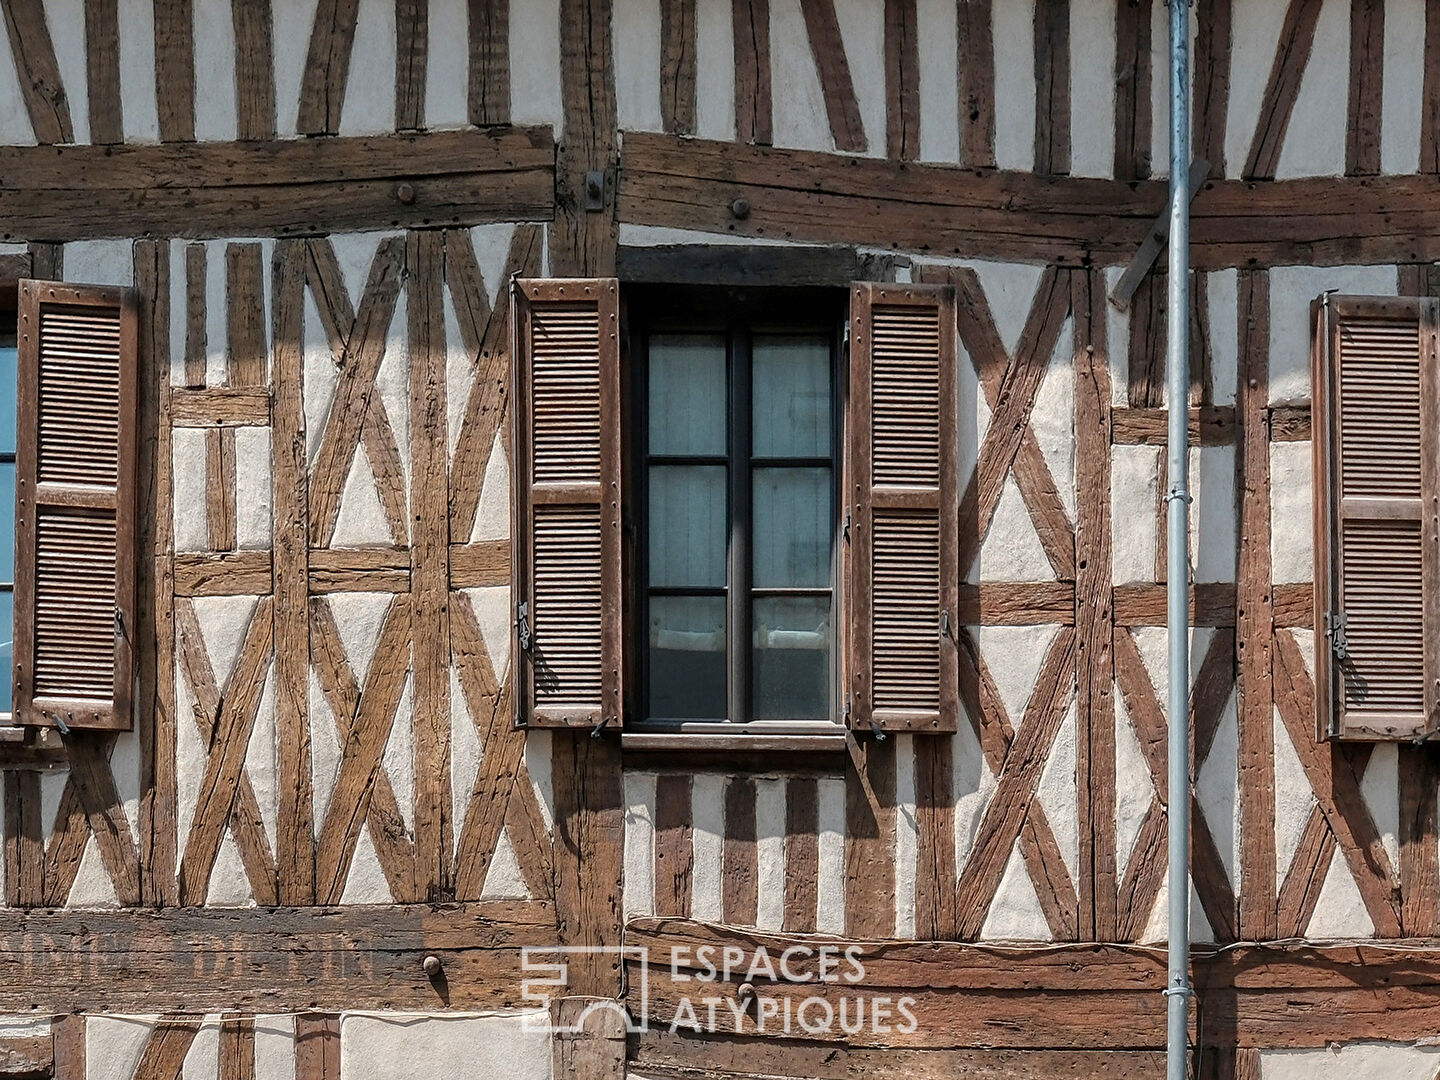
14, 282, 139, 733
1313, 296, 1440, 742
468, 0, 510, 126
659, 0, 697, 135
1193, 0, 1231, 178
134, 238, 178, 906
408, 231, 452, 900
956, 0, 995, 168
273, 240, 314, 904
733, 0, 773, 145
154, 0, 197, 141
232, 0, 276, 139
884, 0, 920, 161
556, 0, 618, 276
1074, 266, 1116, 941
1114, 0, 1153, 182
550, 0, 624, 1022
1236, 269, 1276, 939
847, 284, 958, 734
1033, 0, 1070, 176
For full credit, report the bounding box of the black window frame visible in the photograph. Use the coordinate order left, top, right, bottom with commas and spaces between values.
627, 285, 847, 732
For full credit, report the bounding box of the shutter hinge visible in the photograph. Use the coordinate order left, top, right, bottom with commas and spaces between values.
842, 511, 851, 544
870, 719, 887, 741
939, 609, 953, 643
516, 601, 533, 653
1325, 611, 1348, 662
843, 695, 851, 725
114, 609, 127, 642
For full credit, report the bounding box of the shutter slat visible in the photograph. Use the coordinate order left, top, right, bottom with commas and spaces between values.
1315, 295, 1440, 742
847, 284, 958, 733
513, 279, 623, 729
14, 281, 138, 732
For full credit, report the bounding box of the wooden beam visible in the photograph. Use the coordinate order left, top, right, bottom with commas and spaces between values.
620, 133, 1440, 270
733, 0, 772, 145
553, 0, 618, 275
1108, 159, 1209, 311
1073, 266, 1115, 940
154, 0, 196, 141
1243, 0, 1324, 180
617, 244, 864, 287
1194, 0, 1231, 178
956, 0, 995, 168
884, 0, 919, 160
0, 903, 553, 1013
171, 388, 271, 427
396, 0, 428, 131
0, 128, 555, 243
297, 0, 360, 134
1114, 0, 1152, 181
1346, 0, 1383, 176
797, 0, 864, 152
85, 0, 123, 144
1110, 406, 1235, 445
468, 0, 510, 125
233, 0, 276, 139
660, 0, 697, 136
1, 0, 73, 144
1033, 0, 1069, 175
1235, 269, 1276, 940
1424, 0, 1440, 173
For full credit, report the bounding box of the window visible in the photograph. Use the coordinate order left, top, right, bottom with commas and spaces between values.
1312, 294, 1440, 741
634, 291, 841, 729
512, 278, 958, 739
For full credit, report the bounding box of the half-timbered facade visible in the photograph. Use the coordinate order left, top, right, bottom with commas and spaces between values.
1, 1, 1439, 1078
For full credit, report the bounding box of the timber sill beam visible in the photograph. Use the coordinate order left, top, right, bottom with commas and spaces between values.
0, 128, 556, 242
619, 134, 1440, 270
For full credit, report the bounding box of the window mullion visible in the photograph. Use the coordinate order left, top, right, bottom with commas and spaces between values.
728, 324, 753, 725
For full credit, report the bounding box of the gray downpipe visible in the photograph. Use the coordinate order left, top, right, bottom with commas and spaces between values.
1164, 2, 1193, 1079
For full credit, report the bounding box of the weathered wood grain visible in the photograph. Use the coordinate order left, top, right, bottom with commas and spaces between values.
782, 775, 818, 933
314, 596, 413, 904
1235, 268, 1276, 939
1033, 0, 1069, 175
660, 0, 696, 136
468, 0, 509, 125
2, 0, 72, 144
183, 242, 207, 388
0, 129, 555, 243
3, 771, 41, 906
154, 0, 196, 141
85, 0, 123, 143
1346, 0, 1383, 176
1073, 266, 1115, 939
133, 1017, 201, 1080
396, 0, 428, 130
884, 0, 919, 160
723, 776, 759, 927
1244, 0, 1324, 180
294, 1015, 340, 1080
233, 0, 276, 139
956, 0, 995, 168
0, 904, 554, 1013
654, 774, 693, 919
1399, 745, 1440, 936
297, 0, 360, 134
1194, 0, 1231, 177
1114, 0, 1152, 181
733, 0, 772, 145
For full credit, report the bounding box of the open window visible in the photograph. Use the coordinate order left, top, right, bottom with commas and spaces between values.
511, 277, 958, 740
1312, 294, 1440, 741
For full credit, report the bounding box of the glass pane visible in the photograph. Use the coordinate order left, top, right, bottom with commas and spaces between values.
0, 463, 13, 582
753, 334, 830, 458
649, 466, 727, 587
0, 589, 14, 713
649, 334, 727, 456
753, 467, 831, 587
649, 595, 726, 719
753, 595, 830, 721
0, 346, 15, 453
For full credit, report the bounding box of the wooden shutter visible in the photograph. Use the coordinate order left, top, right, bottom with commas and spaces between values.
14, 281, 139, 731
1313, 294, 1440, 741
846, 283, 958, 732
512, 279, 623, 728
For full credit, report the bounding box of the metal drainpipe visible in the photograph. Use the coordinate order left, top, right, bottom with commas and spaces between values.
1164, 2, 1194, 1079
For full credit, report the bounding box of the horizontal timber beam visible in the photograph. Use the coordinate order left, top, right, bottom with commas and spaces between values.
0, 902, 554, 1012
172, 541, 507, 596
627, 919, 1440, 1050
0, 128, 555, 242
619, 133, 1440, 270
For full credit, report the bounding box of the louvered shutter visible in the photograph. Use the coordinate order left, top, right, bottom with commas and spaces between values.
14, 281, 139, 731
846, 284, 958, 732
512, 279, 623, 728
1313, 294, 1440, 741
